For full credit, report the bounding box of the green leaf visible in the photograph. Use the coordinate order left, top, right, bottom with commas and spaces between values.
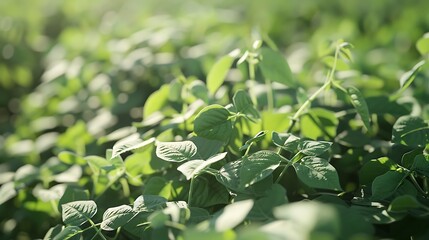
193, 105, 233, 142
392, 115, 429, 148
101, 205, 135, 231
240, 150, 284, 187
0, 182, 17, 205
52, 226, 81, 240
417, 33, 429, 55
347, 86, 371, 130
388, 195, 422, 212
148, 211, 169, 229
178, 152, 227, 180
359, 157, 397, 186
232, 90, 259, 119
207, 54, 235, 95
298, 140, 332, 156
301, 108, 338, 140
293, 156, 342, 190
183, 229, 236, 240
58, 151, 86, 165
143, 84, 170, 118
191, 176, 230, 207
133, 195, 167, 212
240, 131, 267, 151
111, 134, 155, 159
209, 199, 254, 231
62, 200, 97, 226
411, 154, 429, 176
84, 155, 111, 174
391, 60, 426, 100
259, 47, 295, 87
156, 140, 198, 162
272, 132, 301, 153
43, 224, 63, 240
371, 171, 406, 201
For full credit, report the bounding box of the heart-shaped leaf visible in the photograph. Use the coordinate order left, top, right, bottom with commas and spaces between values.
156, 141, 197, 162
240, 151, 285, 187
101, 205, 135, 231
62, 200, 97, 226
293, 156, 342, 190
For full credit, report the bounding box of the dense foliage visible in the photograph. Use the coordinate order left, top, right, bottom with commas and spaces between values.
1, 0, 429, 239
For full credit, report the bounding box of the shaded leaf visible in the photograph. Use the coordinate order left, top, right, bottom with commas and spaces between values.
392, 115, 429, 148
52, 226, 81, 240
389, 195, 422, 212
371, 171, 406, 201
272, 132, 301, 153
293, 156, 342, 190
193, 105, 233, 142
298, 140, 332, 156
233, 90, 259, 119
411, 154, 429, 176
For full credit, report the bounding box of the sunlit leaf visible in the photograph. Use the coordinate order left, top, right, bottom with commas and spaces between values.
111, 133, 155, 159
210, 199, 254, 231
156, 140, 197, 162
207, 53, 235, 95
240, 151, 284, 187
259, 47, 295, 87
62, 200, 97, 226
347, 86, 371, 130
178, 152, 227, 180
293, 156, 342, 190
101, 205, 135, 231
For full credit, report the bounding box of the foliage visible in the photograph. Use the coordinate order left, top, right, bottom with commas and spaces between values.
1, 0, 429, 239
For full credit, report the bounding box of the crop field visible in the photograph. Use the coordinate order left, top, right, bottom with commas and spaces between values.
1, 0, 429, 239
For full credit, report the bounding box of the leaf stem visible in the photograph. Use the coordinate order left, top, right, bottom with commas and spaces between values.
188, 178, 195, 207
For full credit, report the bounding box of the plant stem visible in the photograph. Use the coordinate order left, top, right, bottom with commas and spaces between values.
265, 77, 274, 111
188, 178, 195, 207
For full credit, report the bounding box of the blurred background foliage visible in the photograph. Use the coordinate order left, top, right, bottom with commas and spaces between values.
1, 0, 429, 239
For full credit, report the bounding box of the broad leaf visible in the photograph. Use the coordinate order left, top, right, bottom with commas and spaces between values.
272, 132, 301, 153
101, 205, 135, 231
193, 105, 233, 142
209, 199, 254, 231
52, 226, 81, 240
240, 131, 267, 151
143, 84, 170, 118
417, 33, 429, 55
207, 53, 235, 95
347, 86, 371, 130
232, 90, 259, 119
133, 195, 167, 212
0, 182, 17, 205
298, 140, 332, 156
371, 170, 406, 201
259, 47, 295, 87
388, 195, 422, 212
111, 134, 155, 159
43, 225, 63, 240
156, 141, 197, 162
62, 200, 97, 226
293, 156, 342, 190
240, 150, 284, 187
392, 115, 429, 147
392, 60, 426, 99
178, 152, 227, 180
411, 154, 429, 176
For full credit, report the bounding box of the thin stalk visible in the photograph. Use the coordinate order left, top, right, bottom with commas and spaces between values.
410, 174, 428, 196
188, 178, 195, 207
88, 219, 107, 240
275, 161, 292, 184
265, 77, 274, 111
